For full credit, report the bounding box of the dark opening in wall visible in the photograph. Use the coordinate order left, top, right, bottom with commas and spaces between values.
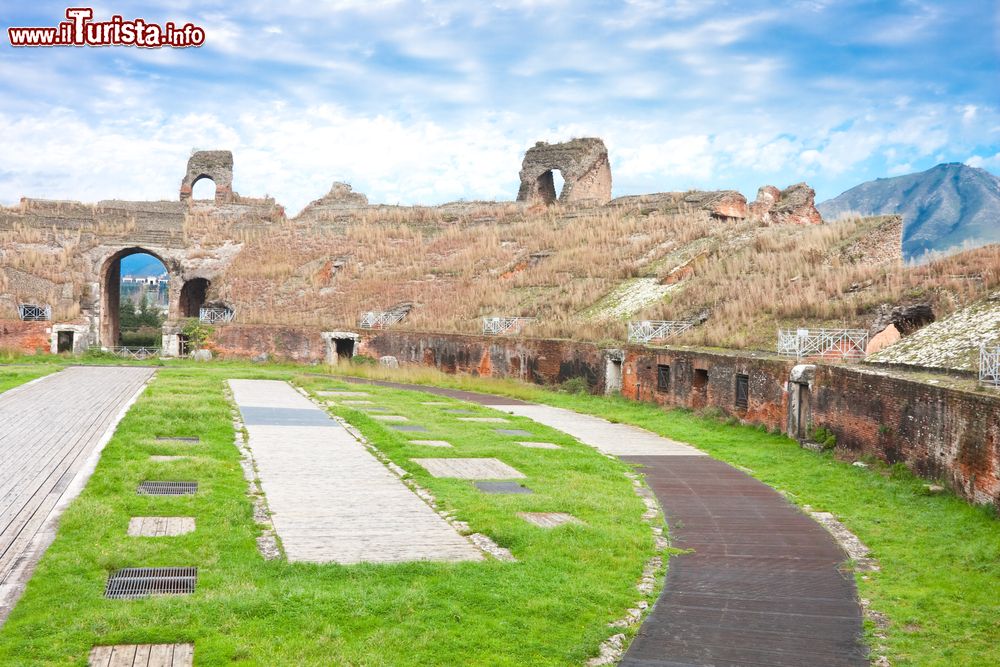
335, 338, 354, 361
57, 330, 73, 353
656, 364, 671, 392
693, 368, 708, 394
179, 278, 209, 317
735, 373, 750, 410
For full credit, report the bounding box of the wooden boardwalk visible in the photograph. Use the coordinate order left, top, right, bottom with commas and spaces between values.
229, 380, 481, 564
0, 366, 154, 625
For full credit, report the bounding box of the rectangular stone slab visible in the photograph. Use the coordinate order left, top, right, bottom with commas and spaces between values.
409, 440, 453, 448
457, 417, 509, 423
518, 512, 582, 528
475, 481, 533, 494
372, 415, 409, 422
517, 441, 561, 450
389, 424, 429, 432
340, 400, 374, 405
413, 458, 526, 479
496, 428, 534, 437
127, 517, 196, 537
89, 643, 194, 667
240, 406, 336, 427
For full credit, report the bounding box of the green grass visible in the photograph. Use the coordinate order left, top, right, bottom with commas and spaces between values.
0, 366, 658, 665
0, 364, 60, 393
332, 364, 1000, 666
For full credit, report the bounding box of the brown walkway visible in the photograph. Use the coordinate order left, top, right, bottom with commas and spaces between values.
341, 376, 868, 666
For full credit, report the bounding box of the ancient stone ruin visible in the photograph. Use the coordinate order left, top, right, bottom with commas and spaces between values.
749, 183, 823, 225
179, 150, 235, 203
516, 138, 613, 205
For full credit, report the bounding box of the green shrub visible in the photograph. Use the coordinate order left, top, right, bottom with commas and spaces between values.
351, 354, 377, 366
811, 426, 837, 450
558, 377, 591, 394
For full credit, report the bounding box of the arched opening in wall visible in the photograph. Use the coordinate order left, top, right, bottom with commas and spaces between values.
191, 175, 217, 201
101, 248, 169, 348
179, 278, 210, 318
535, 169, 565, 205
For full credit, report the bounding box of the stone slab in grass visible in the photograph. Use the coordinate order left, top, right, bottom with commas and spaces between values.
127, 517, 195, 537
413, 458, 526, 479
409, 440, 453, 448
444, 409, 477, 414
340, 400, 374, 405
518, 512, 583, 528
317, 390, 370, 397
496, 428, 534, 437
240, 406, 334, 427
518, 441, 561, 450
458, 417, 509, 423
390, 424, 429, 432
362, 406, 390, 412
89, 643, 194, 666
373, 415, 409, 422
475, 481, 533, 494
149, 455, 191, 462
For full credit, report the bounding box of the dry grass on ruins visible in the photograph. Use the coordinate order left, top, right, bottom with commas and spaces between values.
221, 202, 999, 349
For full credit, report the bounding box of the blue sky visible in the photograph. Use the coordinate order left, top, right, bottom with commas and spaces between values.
0, 0, 997, 213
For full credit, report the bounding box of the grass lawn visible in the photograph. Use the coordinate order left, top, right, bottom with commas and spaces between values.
332, 364, 1000, 667
0, 363, 61, 394
0, 365, 658, 665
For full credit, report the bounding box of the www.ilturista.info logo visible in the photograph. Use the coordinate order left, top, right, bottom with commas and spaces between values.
7, 8, 206, 48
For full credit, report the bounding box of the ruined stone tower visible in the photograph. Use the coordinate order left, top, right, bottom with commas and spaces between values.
516, 138, 613, 205
179, 150, 235, 203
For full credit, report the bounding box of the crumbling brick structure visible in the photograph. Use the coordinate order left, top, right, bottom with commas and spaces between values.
516, 138, 613, 205
179, 150, 235, 203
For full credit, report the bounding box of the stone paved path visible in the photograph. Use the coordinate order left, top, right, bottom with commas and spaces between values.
0, 366, 154, 625
229, 380, 481, 564
342, 377, 868, 666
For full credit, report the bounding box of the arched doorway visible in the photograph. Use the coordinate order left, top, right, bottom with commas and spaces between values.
535, 168, 565, 205
191, 175, 217, 201
100, 248, 170, 348
179, 278, 210, 318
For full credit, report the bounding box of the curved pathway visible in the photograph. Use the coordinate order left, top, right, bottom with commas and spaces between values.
344, 378, 868, 666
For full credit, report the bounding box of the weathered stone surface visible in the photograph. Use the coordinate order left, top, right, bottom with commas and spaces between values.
869, 302, 935, 336
749, 183, 823, 225
179, 150, 234, 203
517, 138, 612, 205
609, 190, 746, 219
379, 355, 399, 368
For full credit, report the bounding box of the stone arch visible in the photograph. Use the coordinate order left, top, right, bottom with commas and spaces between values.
190, 174, 218, 200
99, 247, 170, 348
179, 277, 210, 317
516, 138, 612, 205
179, 150, 234, 203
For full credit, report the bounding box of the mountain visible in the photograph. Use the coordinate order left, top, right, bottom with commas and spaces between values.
817, 163, 1000, 260
120, 253, 166, 278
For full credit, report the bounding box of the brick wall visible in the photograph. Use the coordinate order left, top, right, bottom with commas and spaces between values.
208, 324, 325, 362
811, 365, 1000, 506
0, 320, 50, 353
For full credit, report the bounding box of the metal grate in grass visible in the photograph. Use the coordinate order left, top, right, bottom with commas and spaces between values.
137, 481, 197, 496
104, 567, 197, 599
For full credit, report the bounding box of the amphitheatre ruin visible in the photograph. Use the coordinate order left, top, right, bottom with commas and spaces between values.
0, 138, 998, 666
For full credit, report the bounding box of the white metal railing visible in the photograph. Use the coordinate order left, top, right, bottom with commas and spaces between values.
359, 310, 407, 329
17, 304, 51, 321
627, 320, 696, 344
199, 307, 235, 324
110, 346, 161, 360
483, 316, 535, 336
777, 328, 869, 360
980, 345, 1000, 388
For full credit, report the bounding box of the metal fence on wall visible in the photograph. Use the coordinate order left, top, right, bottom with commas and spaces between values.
359, 311, 407, 329
627, 320, 696, 344
483, 316, 535, 336
981, 345, 1000, 388
199, 307, 235, 324
17, 304, 51, 321
777, 328, 869, 360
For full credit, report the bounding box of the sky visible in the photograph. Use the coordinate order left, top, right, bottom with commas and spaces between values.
0, 0, 997, 214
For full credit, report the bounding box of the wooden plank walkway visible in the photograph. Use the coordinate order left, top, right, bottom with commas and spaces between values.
228, 380, 481, 564
341, 377, 867, 665
0, 366, 154, 625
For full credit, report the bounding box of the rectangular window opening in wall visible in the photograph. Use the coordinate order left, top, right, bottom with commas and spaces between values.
735, 374, 749, 410
693, 368, 708, 394
656, 364, 670, 392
